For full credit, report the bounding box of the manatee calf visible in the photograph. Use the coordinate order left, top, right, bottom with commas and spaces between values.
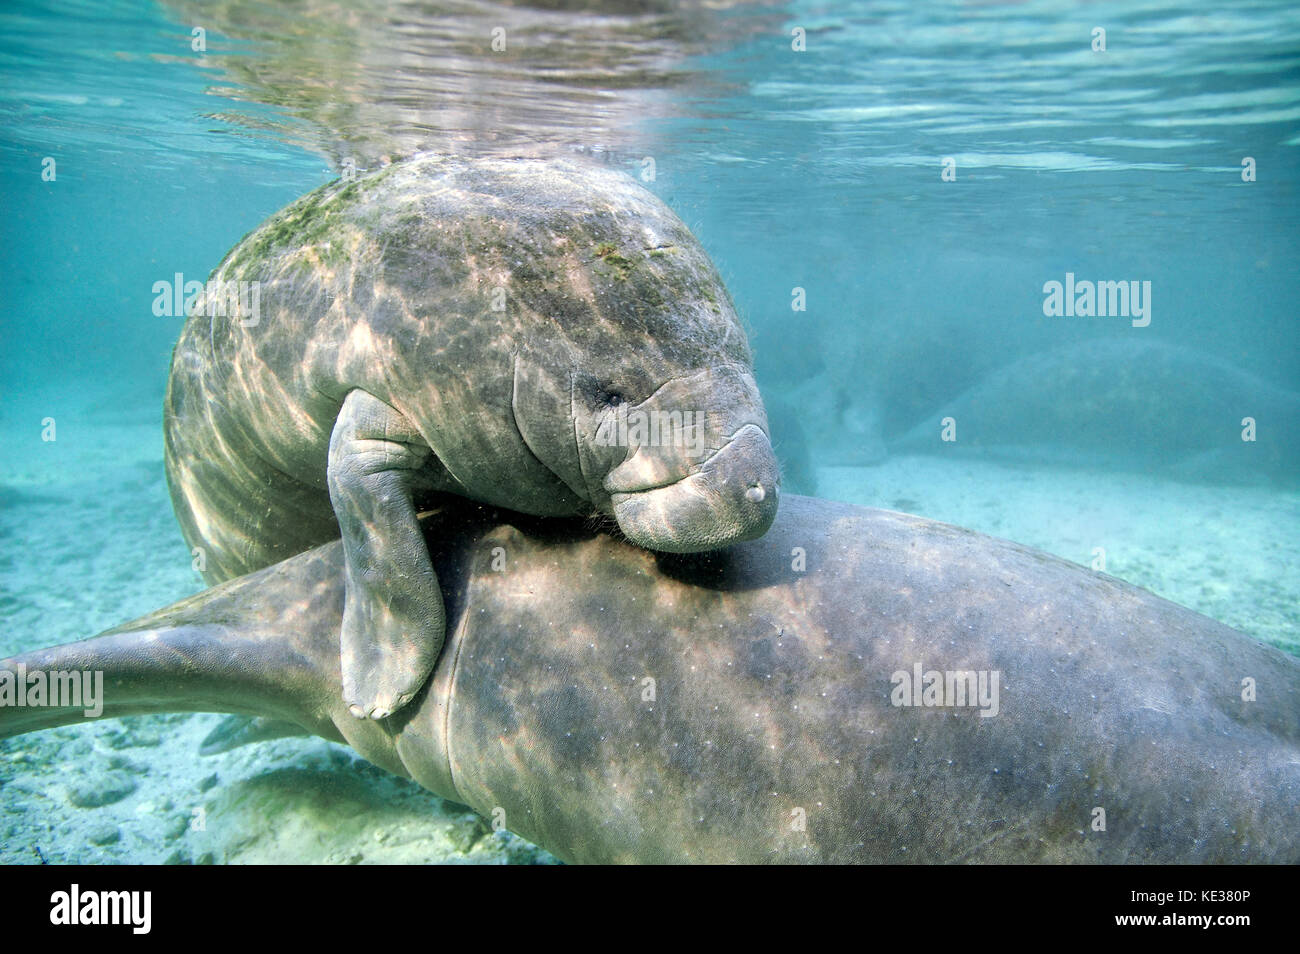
4, 496, 1296, 863
164, 155, 779, 719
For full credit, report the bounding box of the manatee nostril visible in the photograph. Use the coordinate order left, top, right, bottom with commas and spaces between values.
745, 483, 766, 504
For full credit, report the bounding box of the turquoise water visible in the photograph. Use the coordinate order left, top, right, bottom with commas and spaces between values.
0, 0, 1297, 862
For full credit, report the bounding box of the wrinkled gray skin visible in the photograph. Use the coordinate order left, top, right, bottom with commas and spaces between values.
164, 155, 779, 719
4, 496, 1296, 863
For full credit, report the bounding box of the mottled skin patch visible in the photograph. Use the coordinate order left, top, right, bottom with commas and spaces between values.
164, 154, 780, 719
5, 496, 1297, 863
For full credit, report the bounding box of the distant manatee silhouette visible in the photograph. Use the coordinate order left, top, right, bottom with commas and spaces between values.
893, 339, 1298, 484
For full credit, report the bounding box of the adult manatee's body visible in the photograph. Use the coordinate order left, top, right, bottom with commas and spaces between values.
891, 339, 1300, 484
164, 155, 778, 719
4, 496, 1296, 863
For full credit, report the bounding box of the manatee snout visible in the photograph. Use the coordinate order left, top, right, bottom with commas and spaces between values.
608, 422, 780, 553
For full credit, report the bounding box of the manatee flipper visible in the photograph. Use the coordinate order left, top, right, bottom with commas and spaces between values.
328, 389, 445, 720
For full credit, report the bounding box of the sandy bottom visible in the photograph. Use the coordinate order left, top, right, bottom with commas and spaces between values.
1, 396, 1295, 863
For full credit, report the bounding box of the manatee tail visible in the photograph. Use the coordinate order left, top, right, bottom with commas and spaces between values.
0, 552, 347, 745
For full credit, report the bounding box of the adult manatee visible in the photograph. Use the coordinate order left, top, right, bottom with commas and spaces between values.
892, 338, 1300, 484
3, 495, 1296, 863
164, 154, 779, 719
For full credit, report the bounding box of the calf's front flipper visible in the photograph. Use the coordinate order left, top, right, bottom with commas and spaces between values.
328, 389, 445, 719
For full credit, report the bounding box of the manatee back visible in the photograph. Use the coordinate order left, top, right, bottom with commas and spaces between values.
418, 495, 1300, 863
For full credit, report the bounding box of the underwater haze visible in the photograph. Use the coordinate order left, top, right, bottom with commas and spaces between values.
1, 0, 1297, 863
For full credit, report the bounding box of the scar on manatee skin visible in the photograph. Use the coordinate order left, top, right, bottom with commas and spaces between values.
593, 242, 678, 264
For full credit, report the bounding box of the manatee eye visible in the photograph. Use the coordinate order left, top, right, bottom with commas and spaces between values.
575, 372, 627, 410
